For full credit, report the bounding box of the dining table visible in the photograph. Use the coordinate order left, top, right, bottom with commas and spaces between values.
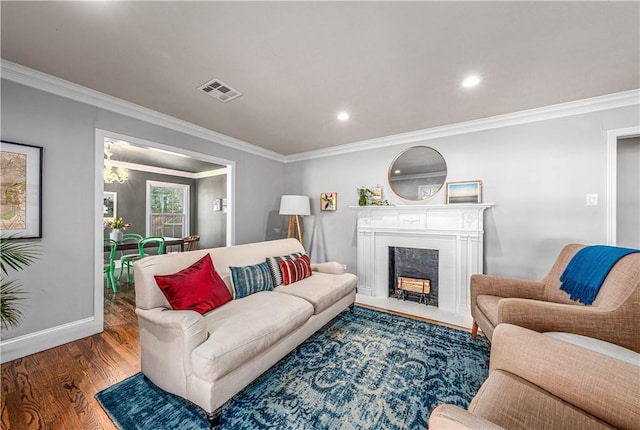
104, 237, 185, 253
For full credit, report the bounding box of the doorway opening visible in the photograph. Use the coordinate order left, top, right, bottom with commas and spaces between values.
606, 126, 640, 247
95, 129, 236, 329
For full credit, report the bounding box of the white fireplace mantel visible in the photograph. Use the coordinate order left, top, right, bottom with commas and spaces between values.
351, 204, 493, 327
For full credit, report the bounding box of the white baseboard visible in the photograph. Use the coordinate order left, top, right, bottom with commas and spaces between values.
0, 317, 103, 364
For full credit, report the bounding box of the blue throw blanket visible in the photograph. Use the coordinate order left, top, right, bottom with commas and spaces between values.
559, 245, 639, 305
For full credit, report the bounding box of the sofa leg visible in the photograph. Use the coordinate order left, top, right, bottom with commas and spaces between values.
349, 303, 355, 313
206, 408, 222, 430
471, 322, 478, 340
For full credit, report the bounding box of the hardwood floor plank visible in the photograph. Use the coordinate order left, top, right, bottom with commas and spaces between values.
1, 285, 136, 430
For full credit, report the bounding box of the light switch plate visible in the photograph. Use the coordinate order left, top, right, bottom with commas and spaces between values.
586, 194, 598, 206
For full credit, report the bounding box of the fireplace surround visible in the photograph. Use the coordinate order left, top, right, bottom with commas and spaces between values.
352, 204, 492, 327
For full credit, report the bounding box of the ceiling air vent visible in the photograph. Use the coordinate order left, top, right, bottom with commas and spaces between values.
197, 78, 242, 103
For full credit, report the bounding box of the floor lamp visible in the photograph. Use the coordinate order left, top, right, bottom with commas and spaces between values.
279, 195, 310, 246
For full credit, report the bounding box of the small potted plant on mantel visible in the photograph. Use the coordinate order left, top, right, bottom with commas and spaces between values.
357, 186, 391, 206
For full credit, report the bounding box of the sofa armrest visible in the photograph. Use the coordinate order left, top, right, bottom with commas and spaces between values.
490, 324, 640, 430
136, 307, 208, 394
497, 299, 637, 349
429, 404, 504, 430
311, 262, 345, 275
470, 274, 546, 316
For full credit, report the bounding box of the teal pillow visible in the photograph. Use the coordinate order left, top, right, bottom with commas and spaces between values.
230, 261, 274, 299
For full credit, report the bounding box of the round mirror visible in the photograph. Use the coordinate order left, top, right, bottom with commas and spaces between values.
388, 146, 447, 201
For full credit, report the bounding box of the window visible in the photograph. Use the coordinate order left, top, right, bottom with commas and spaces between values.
146, 181, 190, 238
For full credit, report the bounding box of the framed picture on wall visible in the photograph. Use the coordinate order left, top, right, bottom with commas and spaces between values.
320, 192, 337, 211
103, 191, 117, 223
446, 180, 482, 204
0, 140, 43, 239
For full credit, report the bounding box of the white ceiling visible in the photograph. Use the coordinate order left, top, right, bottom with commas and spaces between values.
2, 2, 639, 156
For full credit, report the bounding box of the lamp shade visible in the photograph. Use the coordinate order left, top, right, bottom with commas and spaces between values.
279, 195, 310, 216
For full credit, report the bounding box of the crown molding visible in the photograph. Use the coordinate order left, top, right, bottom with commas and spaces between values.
284, 89, 640, 163
3, 60, 637, 165
109, 159, 227, 179
1, 60, 285, 162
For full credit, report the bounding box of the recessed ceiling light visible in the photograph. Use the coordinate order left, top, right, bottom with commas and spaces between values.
461, 75, 482, 88
394, 170, 401, 174
337, 112, 350, 121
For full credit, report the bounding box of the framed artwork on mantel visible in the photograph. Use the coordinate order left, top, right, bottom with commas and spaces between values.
320, 192, 337, 211
446, 180, 482, 204
0, 141, 43, 239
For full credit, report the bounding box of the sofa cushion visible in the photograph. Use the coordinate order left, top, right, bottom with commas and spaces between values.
191, 291, 313, 381
230, 261, 274, 299
266, 252, 303, 286
469, 370, 613, 430
154, 254, 232, 314
274, 272, 357, 314
280, 255, 312, 285
476, 295, 502, 326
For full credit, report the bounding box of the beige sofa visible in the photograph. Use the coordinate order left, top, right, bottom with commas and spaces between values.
133, 238, 357, 427
429, 324, 640, 430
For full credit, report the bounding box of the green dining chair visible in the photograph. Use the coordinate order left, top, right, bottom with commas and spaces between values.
104, 238, 118, 292
119, 236, 166, 284
117, 233, 143, 283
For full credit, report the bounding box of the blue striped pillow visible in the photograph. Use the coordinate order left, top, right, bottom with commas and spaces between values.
230, 261, 274, 299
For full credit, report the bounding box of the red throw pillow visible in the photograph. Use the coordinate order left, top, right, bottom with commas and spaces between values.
154, 254, 232, 314
279, 255, 312, 285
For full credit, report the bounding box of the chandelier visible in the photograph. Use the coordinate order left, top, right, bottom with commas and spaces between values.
104, 143, 128, 184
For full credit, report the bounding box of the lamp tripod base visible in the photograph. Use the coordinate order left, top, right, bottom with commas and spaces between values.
286, 215, 304, 246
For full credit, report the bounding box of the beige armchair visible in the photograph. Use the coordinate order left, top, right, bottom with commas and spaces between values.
470, 244, 640, 352
429, 324, 640, 430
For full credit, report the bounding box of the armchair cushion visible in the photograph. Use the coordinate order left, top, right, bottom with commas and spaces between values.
154, 254, 232, 315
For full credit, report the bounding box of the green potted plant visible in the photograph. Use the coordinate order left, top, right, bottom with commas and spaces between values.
0, 236, 39, 330
357, 187, 373, 206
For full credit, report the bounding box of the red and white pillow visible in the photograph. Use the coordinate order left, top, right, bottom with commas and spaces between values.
279, 254, 312, 285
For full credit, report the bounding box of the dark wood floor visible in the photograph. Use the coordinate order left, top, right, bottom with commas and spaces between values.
1, 281, 470, 430
1, 283, 138, 430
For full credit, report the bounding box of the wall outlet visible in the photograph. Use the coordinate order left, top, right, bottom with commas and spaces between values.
586, 194, 598, 206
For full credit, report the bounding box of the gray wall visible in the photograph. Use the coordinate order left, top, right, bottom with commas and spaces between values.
196, 174, 227, 249
617, 136, 640, 248
285, 105, 640, 280
0, 79, 285, 341
104, 170, 197, 239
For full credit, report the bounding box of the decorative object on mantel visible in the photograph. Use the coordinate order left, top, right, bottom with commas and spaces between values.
357, 186, 391, 206
0, 140, 43, 239
279, 195, 310, 246
388, 146, 447, 201
105, 217, 132, 243
446, 180, 482, 204
320, 192, 337, 211
104, 141, 128, 184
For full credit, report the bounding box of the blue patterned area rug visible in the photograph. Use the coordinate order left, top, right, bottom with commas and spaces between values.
96, 306, 490, 429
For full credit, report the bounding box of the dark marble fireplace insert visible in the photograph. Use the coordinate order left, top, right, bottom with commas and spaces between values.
388, 246, 439, 306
